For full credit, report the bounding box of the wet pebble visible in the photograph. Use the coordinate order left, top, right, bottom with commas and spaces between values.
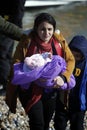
0, 95, 29, 130
0, 94, 87, 130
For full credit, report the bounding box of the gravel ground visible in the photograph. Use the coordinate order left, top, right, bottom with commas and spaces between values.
0, 91, 87, 130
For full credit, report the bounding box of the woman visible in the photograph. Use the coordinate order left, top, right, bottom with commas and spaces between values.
6, 13, 75, 130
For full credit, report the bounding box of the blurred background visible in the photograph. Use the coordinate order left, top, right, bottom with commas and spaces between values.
23, 0, 87, 43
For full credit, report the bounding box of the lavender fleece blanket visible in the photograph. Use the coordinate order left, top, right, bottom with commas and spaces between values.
12, 55, 75, 90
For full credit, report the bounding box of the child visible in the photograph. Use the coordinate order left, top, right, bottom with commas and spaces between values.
54, 35, 87, 130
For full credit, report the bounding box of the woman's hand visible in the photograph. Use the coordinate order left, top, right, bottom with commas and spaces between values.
53, 76, 64, 88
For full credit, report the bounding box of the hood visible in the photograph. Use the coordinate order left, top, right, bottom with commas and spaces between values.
69, 35, 87, 58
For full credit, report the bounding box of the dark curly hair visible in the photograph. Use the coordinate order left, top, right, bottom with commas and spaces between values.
33, 12, 56, 32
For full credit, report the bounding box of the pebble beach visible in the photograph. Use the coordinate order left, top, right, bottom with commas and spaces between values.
0, 92, 87, 130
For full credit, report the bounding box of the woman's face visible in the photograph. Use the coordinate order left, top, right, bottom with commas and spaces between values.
37, 22, 54, 43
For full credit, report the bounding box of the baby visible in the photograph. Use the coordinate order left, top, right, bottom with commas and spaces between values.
12, 53, 75, 89
23, 52, 52, 72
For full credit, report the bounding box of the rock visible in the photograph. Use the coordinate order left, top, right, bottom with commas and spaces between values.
0, 93, 30, 130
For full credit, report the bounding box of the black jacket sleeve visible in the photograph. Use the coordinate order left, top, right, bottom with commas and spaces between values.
0, 16, 23, 40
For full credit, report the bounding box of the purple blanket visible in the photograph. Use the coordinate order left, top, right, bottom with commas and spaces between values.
12, 55, 75, 90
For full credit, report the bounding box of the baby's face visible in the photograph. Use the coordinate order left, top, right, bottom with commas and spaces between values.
30, 57, 45, 69
24, 52, 52, 70
24, 55, 45, 69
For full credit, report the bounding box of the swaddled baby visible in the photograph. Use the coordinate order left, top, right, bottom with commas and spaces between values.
23, 52, 52, 72
12, 53, 76, 89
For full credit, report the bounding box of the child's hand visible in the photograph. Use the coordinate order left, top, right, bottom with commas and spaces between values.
54, 76, 64, 88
